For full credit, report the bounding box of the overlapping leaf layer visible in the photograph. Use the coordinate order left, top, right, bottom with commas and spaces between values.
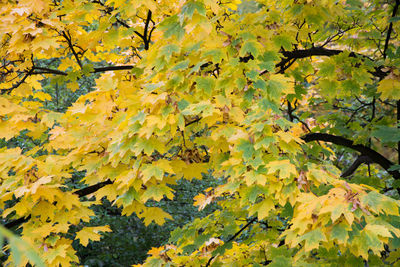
1, 0, 400, 266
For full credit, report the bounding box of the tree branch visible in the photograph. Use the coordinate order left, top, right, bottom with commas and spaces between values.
33, 65, 134, 75
341, 155, 373, 178
301, 133, 400, 181
74, 179, 112, 197
273, 47, 388, 78
398, 100, 400, 165
133, 10, 153, 50
4, 179, 113, 229
205, 217, 257, 267
142, 10, 153, 50
33, 66, 67, 76
92, 65, 134, 73
31, 65, 134, 77
93, 0, 131, 29
3, 215, 31, 229
185, 116, 201, 127
92, 0, 154, 50
1, 69, 34, 94
61, 31, 83, 69
384, 0, 400, 166
383, 0, 400, 59
0, 63, 135, 94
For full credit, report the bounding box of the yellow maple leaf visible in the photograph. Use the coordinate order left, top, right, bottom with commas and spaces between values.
33, 91, 52, 101
11, 83, 32, 97
49, 126, 66, 140
140, 207, 173, 226
75, 226, 112, 246
249, 198, 275, 220
266, 159, 297, 178
378, 78, 400, 99
194, 188, 215, 211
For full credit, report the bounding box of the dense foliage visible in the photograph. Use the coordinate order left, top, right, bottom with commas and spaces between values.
74, 175, 219, 266
1, 0, 400, 266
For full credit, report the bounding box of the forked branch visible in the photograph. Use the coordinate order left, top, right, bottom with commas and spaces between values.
302, 133, 400, 181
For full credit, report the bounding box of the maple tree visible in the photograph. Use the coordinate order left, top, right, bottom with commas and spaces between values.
1, 0, 400, 265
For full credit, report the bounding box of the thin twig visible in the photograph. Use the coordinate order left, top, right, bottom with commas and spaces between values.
205, 217, 257, 267
383, 0, 400, 59
1, 68, 33, 94
61, 31, 83, 68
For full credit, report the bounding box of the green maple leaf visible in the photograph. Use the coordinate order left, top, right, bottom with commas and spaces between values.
372, 126, 400, 144
331, 223, 349, 244
299, 229, 327, 252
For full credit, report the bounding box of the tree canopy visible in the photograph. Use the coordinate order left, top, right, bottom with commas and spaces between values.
1, 0, 400, 266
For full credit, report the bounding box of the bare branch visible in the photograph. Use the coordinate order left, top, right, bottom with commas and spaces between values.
33, 66, 67, 76
301, 133, 400, 181
142, 10, 153, 50
74, 179, 112, 197
383, 0, 400, 59
93, 65, 134, 73
341, 155, 373, 178
61, 31, 83, 69
205, 217, 257, 267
